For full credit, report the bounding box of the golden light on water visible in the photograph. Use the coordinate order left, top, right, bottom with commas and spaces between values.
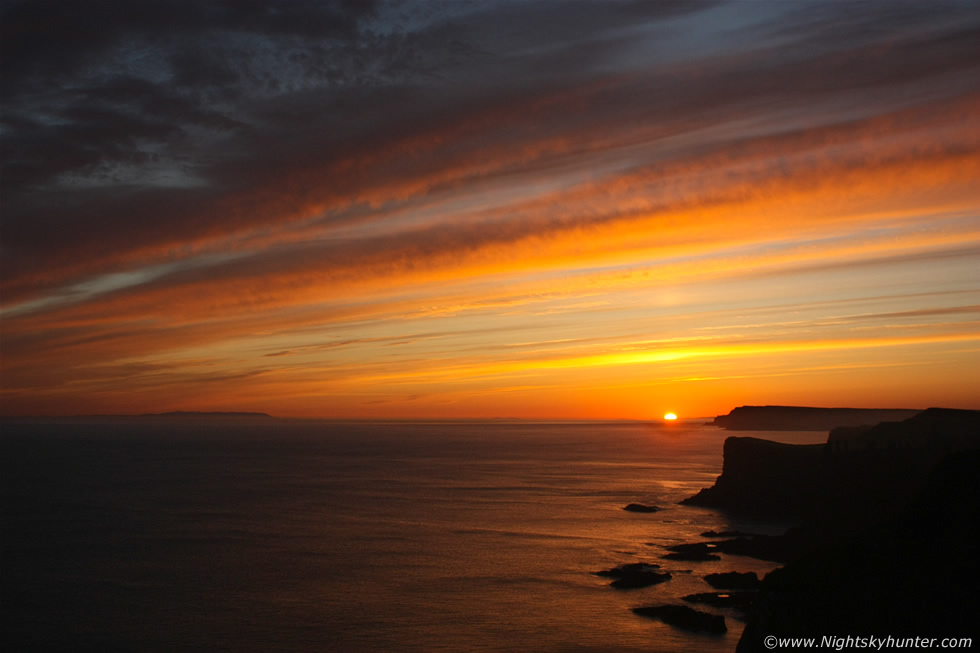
664, 413, 678, 421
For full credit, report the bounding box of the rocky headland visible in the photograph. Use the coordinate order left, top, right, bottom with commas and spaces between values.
680, 407, 980, 650
682, 437, 827, 518
687, 408, 980, 522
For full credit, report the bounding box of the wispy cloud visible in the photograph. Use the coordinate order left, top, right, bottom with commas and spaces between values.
2, 0, 978, 417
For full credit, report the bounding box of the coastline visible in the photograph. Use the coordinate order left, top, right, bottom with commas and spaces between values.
669, 407, 980, 649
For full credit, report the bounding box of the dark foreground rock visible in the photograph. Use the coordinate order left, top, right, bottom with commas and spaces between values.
681, 437, 827, 518
623, 503, 661, 513
661, 542, 721, 561
683, 592, 756, 614
595, 562, 671, 589
704, 571, 760, 589
707, 530, 812, 563
710, 406, 920, 431
737, 450, 980, 652
632, 604, 727, 634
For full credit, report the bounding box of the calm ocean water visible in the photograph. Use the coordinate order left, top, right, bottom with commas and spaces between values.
2, 418, 827, 652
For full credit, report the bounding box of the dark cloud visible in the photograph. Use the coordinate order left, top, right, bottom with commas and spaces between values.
0, 0, 376, 90
761, 0, 979, 49
2, 0, 719, 302
0, 0, 380, 197
1, 0, 978, 312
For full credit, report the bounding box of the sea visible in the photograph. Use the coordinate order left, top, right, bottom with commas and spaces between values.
2, 417, 829, 652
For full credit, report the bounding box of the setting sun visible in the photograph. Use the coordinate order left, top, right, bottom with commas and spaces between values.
664, 413, 678, 421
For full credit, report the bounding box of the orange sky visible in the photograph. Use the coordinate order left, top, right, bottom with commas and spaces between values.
2, 1, 979, 418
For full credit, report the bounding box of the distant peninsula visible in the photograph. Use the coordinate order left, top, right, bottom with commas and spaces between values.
140, 411, 273, 418
710, 405, 921, 431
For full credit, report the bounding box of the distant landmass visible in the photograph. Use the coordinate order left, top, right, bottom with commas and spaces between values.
140, 411, 273, 418
710, 405, 921, 431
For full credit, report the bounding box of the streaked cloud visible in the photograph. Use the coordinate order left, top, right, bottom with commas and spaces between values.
2, 0, 978, 417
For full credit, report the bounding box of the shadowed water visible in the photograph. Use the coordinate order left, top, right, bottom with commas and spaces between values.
2, 418, 826, 652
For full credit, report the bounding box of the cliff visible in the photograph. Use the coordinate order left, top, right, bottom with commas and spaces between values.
681, 438, 827, 518
711, 405, 921, 431
686, 408, 980, 521
682, 408, 980, 649
827, 407, 980, 453
737, 450, 980, 651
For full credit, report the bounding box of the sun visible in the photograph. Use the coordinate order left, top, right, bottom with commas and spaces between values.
664, 413, 678, 421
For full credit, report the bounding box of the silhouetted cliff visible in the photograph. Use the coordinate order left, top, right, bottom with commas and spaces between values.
828, 407, 980, 453
686, 409, 980, 522
737, 450, 980, 651
681, 438, 827, 518
711, 405, 920, 431
681, 408, 980, 649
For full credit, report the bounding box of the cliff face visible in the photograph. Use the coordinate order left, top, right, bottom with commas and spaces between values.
684, 408, 980, 650
686, 409, 980, 522
736, 450, 980, 651
682, 438, 827, 518
711, 406, 921, 431
828, 407, 980, 452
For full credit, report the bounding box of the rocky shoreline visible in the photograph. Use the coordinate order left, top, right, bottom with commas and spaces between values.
599, 407, 980, 647
699, 408, 980, 650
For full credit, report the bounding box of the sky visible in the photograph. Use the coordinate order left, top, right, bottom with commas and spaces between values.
1, 0, 978, 419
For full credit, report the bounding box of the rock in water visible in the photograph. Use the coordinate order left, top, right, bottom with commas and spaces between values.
632, 604, 727, 634
594, 562, 660, 577
623, 503, 661, 513
609, 571, 672, 589
662, 542, 722, 561
595, 562, 671, 589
